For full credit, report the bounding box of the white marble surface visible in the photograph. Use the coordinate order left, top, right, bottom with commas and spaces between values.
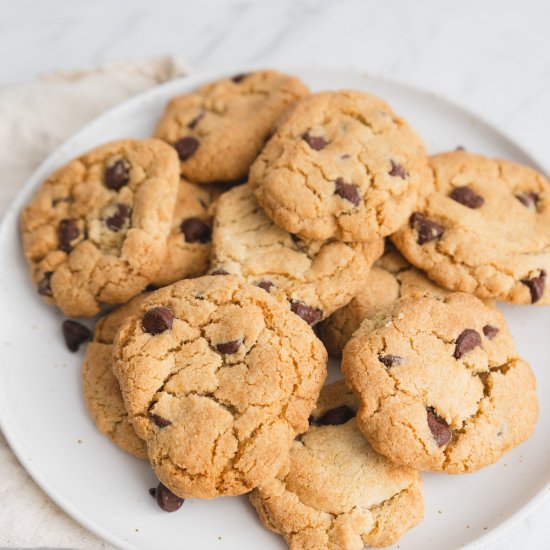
0, 0, 549, 548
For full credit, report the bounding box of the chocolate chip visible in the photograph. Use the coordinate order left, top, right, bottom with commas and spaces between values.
410, 212, 444, 245
104, 159, 130, 191
180, 218, 211, 243
187, 112, 204, 129
482, 325, 499, 339
216, 339, 243, 354
316, 405, 355, 426
521, 270, 546, 303
426, 408, 452, 447
175, 136, 200, 161
258, 280, 274, 293
450, 186, 484, 209
389, 160, 407, 179
290, 300, 322, 325
150, 413, 172, 428
302, 131, 328, 151
515, 192, 539, 209
453, 329, 482, 359
455, 145, 466, 151
105, 203, 131, 232
231, 73, 251, 83
378, 354, 403, 368
150, 482, 184, 512
334, 178, 360, 206
211, 269, 229, 276
58, 219, 80, 253
142, 307, 174, 335
38, 272, 53, 296
62, 320, 91, 352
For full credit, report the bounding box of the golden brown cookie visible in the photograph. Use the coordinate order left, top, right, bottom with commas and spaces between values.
154, 70, 309, 183
151, 179, 223, 287
113, 276, 327, 499
21, 139, 180, 317
318, 245, 449, 356
249, 90, 431, 242
250, 381, 424, 549
342, 292, 538, 473
82, 294, 150, 459
209, 184, 384, 325
392, 151, 550, 304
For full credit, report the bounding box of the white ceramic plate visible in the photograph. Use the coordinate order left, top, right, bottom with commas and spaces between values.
0, 68, 548, 550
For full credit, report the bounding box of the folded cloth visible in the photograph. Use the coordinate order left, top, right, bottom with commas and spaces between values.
0, 55, 188, 549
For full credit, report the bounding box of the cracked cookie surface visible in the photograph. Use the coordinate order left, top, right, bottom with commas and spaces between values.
250, 380, 423, 550
318, 245, 449, 356
113, 275, 327, 498
249, 90, 431, 242
21, 139, 180, 317
209, 184, 384, 325
82, 294, 150, 459
151, 179, 223, 287
391, 151, 550, 304
154, 70, 309, 183
342, 292, 538, 473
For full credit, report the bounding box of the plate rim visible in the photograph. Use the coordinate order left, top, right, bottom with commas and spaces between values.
0, 64, 548, 550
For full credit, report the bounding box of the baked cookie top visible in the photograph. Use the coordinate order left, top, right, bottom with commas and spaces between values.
82, 294, 150, 459
342, 292, 538, 473
21, 139, 180, 317
209, 184, 384, 325
392, 151, 550, 304
318, 245, 448, 356
151, 179, 223, 287
249, 90, 431, 242
113, 275, 327, 499
250, 380, 423, 550
154, 70, 309, 183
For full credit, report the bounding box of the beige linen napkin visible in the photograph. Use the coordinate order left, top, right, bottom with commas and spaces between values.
0, 55, 188, 548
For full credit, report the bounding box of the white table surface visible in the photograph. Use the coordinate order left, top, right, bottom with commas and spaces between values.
0, 0, 549, 548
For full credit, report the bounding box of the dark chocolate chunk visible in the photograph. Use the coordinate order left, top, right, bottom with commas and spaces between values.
38, 272, 53, 296
378, 354, 404, 368
482, 325, 499, 339
290, 300, 322, 325
231, 73, 251, 83
450, 186, 484, 209
105, 203, 131, 232
150, 413, 172, 428
427, 407, 452, 447
316, 405, 355, 426
180, 218, 211, 243
515, 192, 539, 209
302, 131, 328, 151
210, 269, 229, 276
389, 160, 407, 179
58, 219, 80, 253
410, 212, 444, 245
334, 178, 360, 206
62, 320, 91, 352
453, 329, 482, 359
216, 339, 243, 354
257, 280, 274, 293
151, 482, 184, 512
175, 136, 200, 161
521, 271, 546, 303
142, 307, 174, 335
105, 159, 130, 191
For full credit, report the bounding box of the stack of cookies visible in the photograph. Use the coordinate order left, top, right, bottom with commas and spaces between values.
20, 69, 547, 549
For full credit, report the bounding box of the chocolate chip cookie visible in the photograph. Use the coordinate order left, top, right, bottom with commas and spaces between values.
82, 294, 150, 459
342, 292, 538, 473
318, 244, 449, 356
249, 90, 431, 242
151, 179, 223, 287
250, 380, 423, 549
391, 151, 550, 304
113, 275, 327, 498
209, 184, 384, 325
154, 70, 309, 183
21, 139, 180, 317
